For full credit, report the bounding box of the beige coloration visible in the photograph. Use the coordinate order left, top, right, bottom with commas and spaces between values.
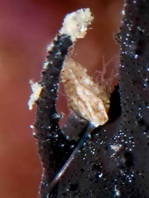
28, 80, 43, 110
59, 8, 93, 42
61, 57, 110, 127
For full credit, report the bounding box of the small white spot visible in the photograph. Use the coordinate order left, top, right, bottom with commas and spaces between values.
28, 80, 43, 110
47, 43, 54, 52
114, 186, 121, 197
111, 144, 122, 152
134, 54, 138, 59
30, 125, 34, 129
98, 173, 103, 178
121, 10, 125, 15
43, 61, 49, 69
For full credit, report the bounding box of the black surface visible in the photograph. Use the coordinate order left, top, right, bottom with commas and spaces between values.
34, 1, 149, 197
34, 34, 75, 197
53, 1, 149, 197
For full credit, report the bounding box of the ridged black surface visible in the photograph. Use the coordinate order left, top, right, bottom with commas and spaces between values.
52, 1, 149, 197
34, 1, 149, 197
34, 34, 75, 197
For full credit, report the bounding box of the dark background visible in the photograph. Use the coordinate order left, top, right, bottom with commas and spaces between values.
0, 0, 123, 197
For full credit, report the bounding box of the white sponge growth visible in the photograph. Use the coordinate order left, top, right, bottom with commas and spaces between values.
28, 80, 43, 110
59, 8, 93, 42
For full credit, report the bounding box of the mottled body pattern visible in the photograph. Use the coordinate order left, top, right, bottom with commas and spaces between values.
32, 2, 149, 198
61, 57, 110, 127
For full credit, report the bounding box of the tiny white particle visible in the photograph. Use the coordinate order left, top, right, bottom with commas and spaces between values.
30, 125, 34, 129
121, 10, 125, 15
98, 173, 103, 178
111, 144, 122, 152
134, 54, 138, 59
59, 8, 93, 42
47, 43, 54, 52
28, 80, 43, 110
43, 61, 49, 70
114, 186, 121, 197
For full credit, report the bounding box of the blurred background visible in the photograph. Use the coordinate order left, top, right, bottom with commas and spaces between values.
0, 0, 123, 197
